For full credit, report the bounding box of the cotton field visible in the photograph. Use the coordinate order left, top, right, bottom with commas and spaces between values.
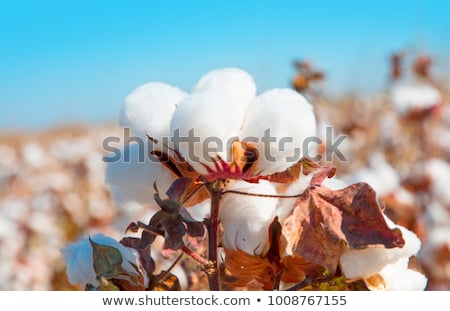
1, 56, 449, 291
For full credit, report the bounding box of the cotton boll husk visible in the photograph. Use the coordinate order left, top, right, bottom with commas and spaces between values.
378, 258, 428, 290
120, 82, 187, 144
104, 142, 176, 208
340, 217, 421, 279
170, 90, 245, 175
240, 89, 317, 176
220, 180, 278, 255
62, 234, 140, 287
193, 68, 256, 115
390, 82, 441, 116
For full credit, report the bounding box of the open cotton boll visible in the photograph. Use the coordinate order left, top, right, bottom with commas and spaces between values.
193, 68, 256, 114
390, 82, 441, 116
104, 142, 176, 208
240, 89, 317, 176
425, 158, 450, 206
378, 258, 428, 290
120, 82, 187, 144
62, 234, 140, 287
340, 217, 421, 280
220, 180, 278, 255
170, 90, 245, 175
420, 227, 450, 281
342, 153, 400, 198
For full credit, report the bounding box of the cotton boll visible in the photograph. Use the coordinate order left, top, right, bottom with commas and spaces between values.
340, 217, 421, 279
342, 153, 400, 197
378, 258, 428, 290
420, 227, 450, 281
22, 143, 48, 169
170, 90, 245, 175
104, 142, 176, 208
424, 200, 450, 227
193, 67, 256, 115
240, 89, 317, 176
220, 180, 278, 255
62, 234, 140, 287
390, 82, 441, 116
425, 158, 450, 206
120, 82, 187, 143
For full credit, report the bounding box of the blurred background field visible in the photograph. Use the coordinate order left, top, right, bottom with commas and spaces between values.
1, 0, 449, 290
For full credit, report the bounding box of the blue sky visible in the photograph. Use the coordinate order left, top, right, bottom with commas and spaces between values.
1, 0, 449, 130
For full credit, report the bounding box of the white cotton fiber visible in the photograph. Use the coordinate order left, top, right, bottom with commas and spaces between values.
390, 82, 441, 116
120, 82, 187, 142
340, 217, 421, 279
104, 142, 176, 208
193, 67, 256, 115
240, 89, 317, 175
220, 180, 278, 255
170, 90, 245, 175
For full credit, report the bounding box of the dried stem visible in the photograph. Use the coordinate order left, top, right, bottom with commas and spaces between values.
181, 245, 209, 266
221, 189, 305, 198
204, 181, 223, 291
286, 276, 312, 291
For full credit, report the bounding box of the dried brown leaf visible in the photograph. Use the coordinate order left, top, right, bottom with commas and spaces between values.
283, 181, 405, 274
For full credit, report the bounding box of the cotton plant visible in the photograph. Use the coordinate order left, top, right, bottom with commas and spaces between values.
62, 68, 427, 291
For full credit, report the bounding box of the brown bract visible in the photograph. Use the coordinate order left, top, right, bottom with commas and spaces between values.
283, 168, 405, 274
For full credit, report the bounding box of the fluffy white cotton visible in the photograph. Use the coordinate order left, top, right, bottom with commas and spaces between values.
340, 216, 421, 280
425, 158, 450, 206
193, 67, 256, 115
220, 180, 278, 255
240, 89, 317, 176
170, 90, 245, 175
390, 82, 441, 116
104, 143, 177, 208
275, 171, 314, 223
420, 227, 450, 280
62, 234, 140, 287
322, 175, 349, 190
378, 258, 428, 290
22, 143, 48, 169
120, 82, 187, 142
342, 153, 400, 197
